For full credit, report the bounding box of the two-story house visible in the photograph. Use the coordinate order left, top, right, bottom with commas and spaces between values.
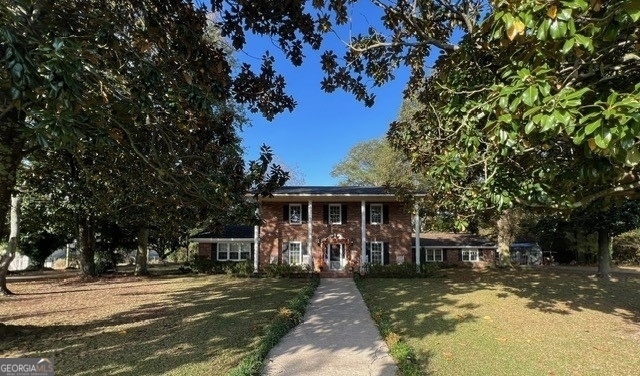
192, 186, 417, 274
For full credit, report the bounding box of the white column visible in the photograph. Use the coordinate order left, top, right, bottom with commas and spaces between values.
361, 200, 366, 272
414, 203, 421, 270
308, 200, 313, 270
253, 225, 259, 273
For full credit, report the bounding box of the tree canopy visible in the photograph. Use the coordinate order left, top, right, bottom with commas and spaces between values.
331, 137, 421, 186
1, 0, 291, 288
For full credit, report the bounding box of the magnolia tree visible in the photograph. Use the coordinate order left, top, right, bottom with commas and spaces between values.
1, 0, 293, 292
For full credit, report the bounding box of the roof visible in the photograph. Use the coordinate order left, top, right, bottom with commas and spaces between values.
273, 186, 393, 195
412, 232, 496, 248
259, 186, 421, 202
190, 225, 254, 241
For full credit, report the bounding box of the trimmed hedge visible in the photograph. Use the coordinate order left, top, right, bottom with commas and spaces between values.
189, 256, 254, 277
360, 262, 441, 278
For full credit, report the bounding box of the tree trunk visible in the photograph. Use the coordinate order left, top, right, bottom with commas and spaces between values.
496, 211, 514, 267
0, 195, 22, 295
0, 115, 26, 294
77, 215, 96, 277
135, 227, 150, 276
596, 228, 612, 279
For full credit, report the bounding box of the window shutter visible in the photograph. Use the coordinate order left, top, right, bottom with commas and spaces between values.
341, 204, 348, 223
365, 204, 370, 224
211, 243, 218, 261
383, 242, 390, 265
383, 205, 389, 224
412, 246, 417, 265
282, 242, 289, 264
250, 243, 255, 261
442, 249, 447, 262
365, 242, 370, 263
302, 242, 308, 255
301, 205, 308, 222
323, 205, 328, 224
283, 205, 289, 222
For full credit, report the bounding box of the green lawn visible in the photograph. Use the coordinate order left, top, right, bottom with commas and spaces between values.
0, 274, 314, 375
358, 268, 640, 376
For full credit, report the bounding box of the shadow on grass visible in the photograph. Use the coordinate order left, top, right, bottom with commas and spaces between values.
357, 267, 640, 372
0, 275, 311, 375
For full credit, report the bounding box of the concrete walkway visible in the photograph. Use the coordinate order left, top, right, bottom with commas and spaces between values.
261, 278, 398, 376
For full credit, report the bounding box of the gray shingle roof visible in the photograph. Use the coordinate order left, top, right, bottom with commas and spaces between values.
271, 186, 394, 195
412, 232, 496, 248
191, 225, 254, 240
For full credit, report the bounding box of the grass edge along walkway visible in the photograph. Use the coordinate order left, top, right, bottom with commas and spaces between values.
228, 275, 320, 376
354, 274, 424, 376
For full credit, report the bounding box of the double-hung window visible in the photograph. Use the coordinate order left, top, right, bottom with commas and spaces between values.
289, 204, 302, 225
370, 204, 383, 224
462, 249, 479, 262
370, 241, 383, 265
328, 204, 342, 225
425, 248, 443, 262
284, 241, 302, 265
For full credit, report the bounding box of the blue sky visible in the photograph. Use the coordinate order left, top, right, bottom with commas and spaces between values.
238, 5, 411, 186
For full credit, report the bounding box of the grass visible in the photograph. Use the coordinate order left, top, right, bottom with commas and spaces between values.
0, 273, 316, 375
357, 268, 640, 376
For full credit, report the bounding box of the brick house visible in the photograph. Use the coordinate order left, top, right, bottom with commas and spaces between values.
191, 186, 497, 273
412, 232, 497, 268
192, 186, 418, 274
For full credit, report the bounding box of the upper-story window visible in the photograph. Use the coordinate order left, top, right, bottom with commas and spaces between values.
366, 203, 388, 224
370, 204, 383, 224
283, 203, 307, 224
329, 204, 342, 225
289, 204, 302, 225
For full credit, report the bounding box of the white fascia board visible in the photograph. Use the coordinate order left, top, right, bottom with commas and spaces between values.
189, 238, 255, 243
414, 245, 498, 249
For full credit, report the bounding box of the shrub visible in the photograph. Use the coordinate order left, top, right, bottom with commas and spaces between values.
229, 260, 254, 277
261, 263, 309, 278
613, 229, 640, 265
190, 255, 215, 274
189, 256, 255, 277
419, 262, 442, 276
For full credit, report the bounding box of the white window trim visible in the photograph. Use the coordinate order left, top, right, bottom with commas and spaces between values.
329, 204, 342, 225
289, 203, 302, 225
370, 241, 384, 265
423, 247, 443, 262
370, 203, 383, 225
217, 242, 251, 261
284, 241, 303, 265
462, 249, 479, 262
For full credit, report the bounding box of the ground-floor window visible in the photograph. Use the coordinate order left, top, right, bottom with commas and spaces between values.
425, 248, 443, 262
462, 249, 479, 262
218, 243, 252, 261
370, 241, 384, 265
283, 241, 307, 265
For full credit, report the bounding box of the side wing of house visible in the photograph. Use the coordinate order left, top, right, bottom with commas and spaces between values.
190, 225, 258, 268
412, 232, 497, 267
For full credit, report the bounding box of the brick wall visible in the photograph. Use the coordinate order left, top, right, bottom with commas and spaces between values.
258, 201, 413, 271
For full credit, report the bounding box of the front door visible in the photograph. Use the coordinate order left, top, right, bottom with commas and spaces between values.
327, 243, 344, 271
